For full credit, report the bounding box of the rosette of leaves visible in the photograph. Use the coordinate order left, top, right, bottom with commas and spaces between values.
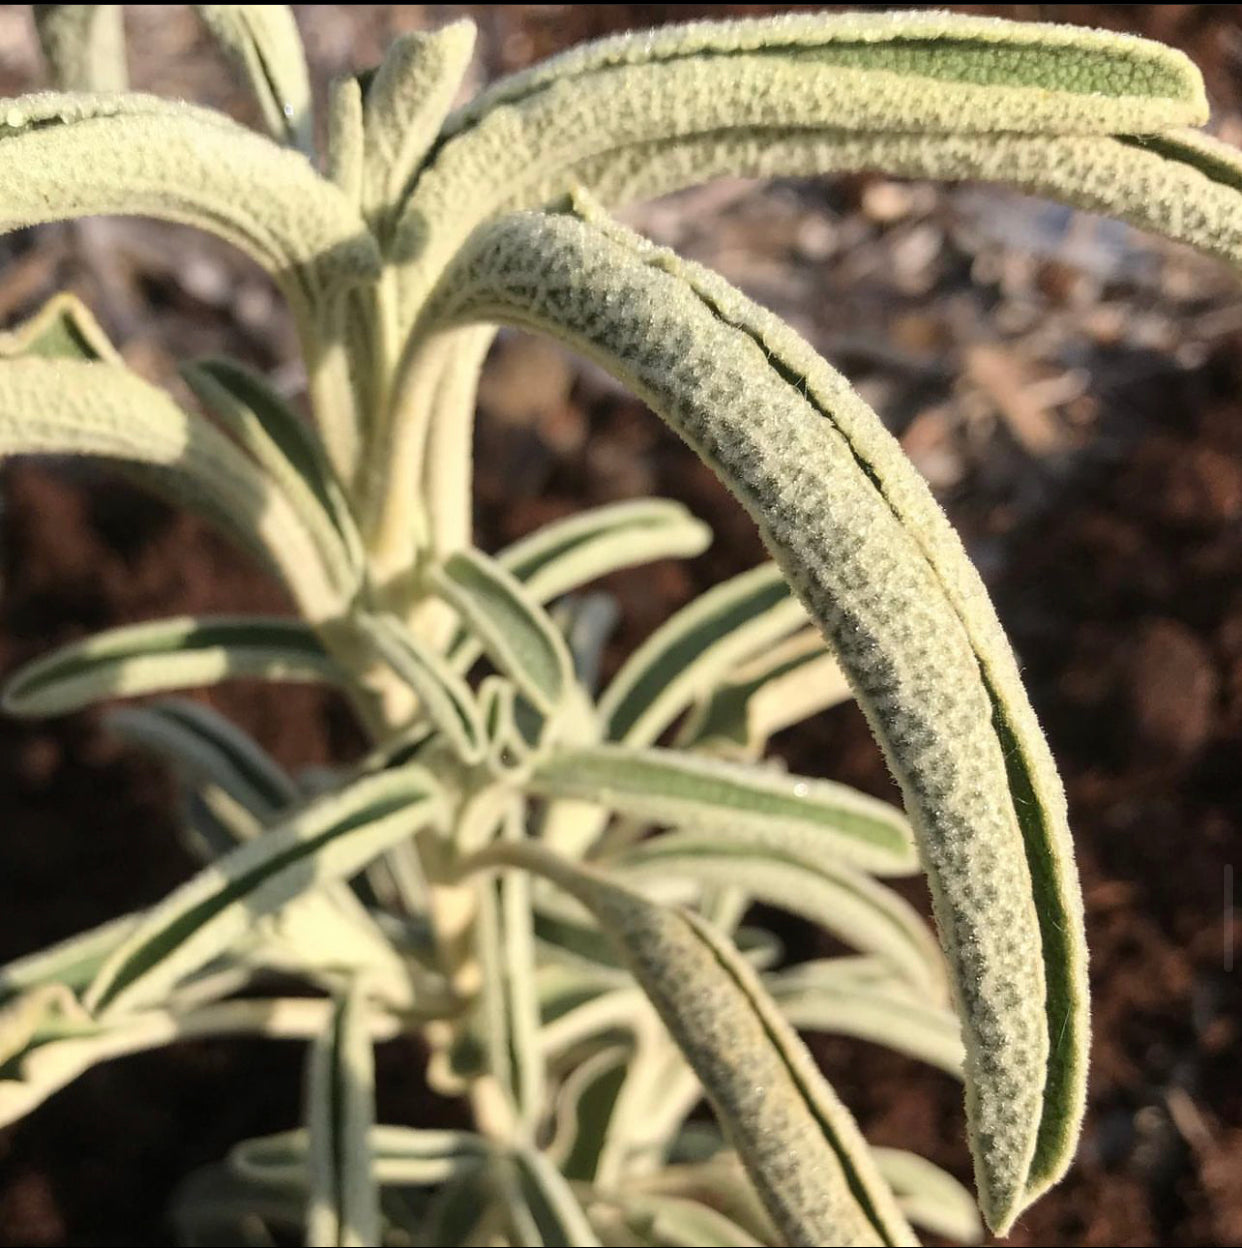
3, 6, 1238, 1245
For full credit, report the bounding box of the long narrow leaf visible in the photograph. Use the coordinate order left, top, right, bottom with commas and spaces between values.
531, 744, 916, 875
196, 6, 313, 150
84, 768, 444, 1017
598, 564, 805, 746
435, 204, 1090, 1232
0, 360, 353, 617
305, 987, 380, 1248
464, 841, 916, 1247
3, 615, 342, 718
33, 4, 127, 91
431, 548, 572, 716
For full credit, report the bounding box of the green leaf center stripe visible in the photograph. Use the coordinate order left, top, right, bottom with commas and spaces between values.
449, 12, 1202, 136
85, 771, 441, 1015
530, 745, 915, 874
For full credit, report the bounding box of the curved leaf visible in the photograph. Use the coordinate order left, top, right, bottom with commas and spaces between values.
0, 359, 353, 617
464, 840, 916, 1247
84, 767, 444, 1017
0, 291, 118, 362
0, 93, 377, 302
872, 1149, 983, 1244
3, 615, 341, 717
598, 563, 806, 746
436, 206, 1088, 1231
531, 744, 916, 875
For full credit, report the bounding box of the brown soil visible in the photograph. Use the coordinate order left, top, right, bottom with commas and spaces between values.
1, 5, 1240, 1245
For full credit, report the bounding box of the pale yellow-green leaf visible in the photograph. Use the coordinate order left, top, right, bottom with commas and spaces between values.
530, 744, 916, 875
0, 359, 353, 618
464, 840, 916, 1247
33, 4, 127, 91
0, 94, 378, 305
196, 5, 313, 150
872, 1149, 983, 1244
0, 291, 118, 362
305, 987, 380, 1248
434, 206, 1087, 1233
83, 768, 444, 1017
362, 21, 476, 232
3, 615, 342, 718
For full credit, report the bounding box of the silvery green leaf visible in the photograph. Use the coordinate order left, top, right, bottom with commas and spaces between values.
33, 5, 126, 91
465, 841, 915, 1247
677, 628, 853, 758
872, 1149, 983, 1244
0, 912, 139, 1005
107, 698, 298, 816
435, 205, 1089, 1234
500, 499, 711, 605
196, 5, 313, 151
327, 75, 364, 202
182, 357, 365, 579
362, 21, 476, 231
510, 1146, 602, 1247
232, 1125, 488, 1189
395, 11, 1205, 316
597, 563, 805, 746
355, 613, 486, 763
305, 988, 380, 1248
2, 615, 342, 718
768, 976, 964, 1077
547, 1044, 629, 1183
529, 744, 916, 876
0, 94, 377, 306
0, 360, 354, 618
598, 1193, 763, 1248
83, 768, 444, 1017
431, 547, 573, 717
0, 290, 118, 362
1, 996, 401, 1130
616, 845, 941, 999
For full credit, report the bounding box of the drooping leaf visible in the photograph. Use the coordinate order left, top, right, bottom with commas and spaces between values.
3, 615, 342, 718
0, 360, 354, 618
436, 205, 1089, 1232
196, 5, 313, 150
464, 840, 916, 1247
509, 1146, 603, 1247
530, 744, 916, 875
305, 987, 380, 1248
84, 768, 444, 1017
0, 94, 378, 307
395, 12, 1206, 318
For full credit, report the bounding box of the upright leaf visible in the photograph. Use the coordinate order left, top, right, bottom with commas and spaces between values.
33, 4, 126, 91
196, 5, 313, 150
305, 987, 380, 1248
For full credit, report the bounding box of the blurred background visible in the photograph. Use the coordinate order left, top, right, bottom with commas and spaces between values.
0, 5, 1239, 1245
